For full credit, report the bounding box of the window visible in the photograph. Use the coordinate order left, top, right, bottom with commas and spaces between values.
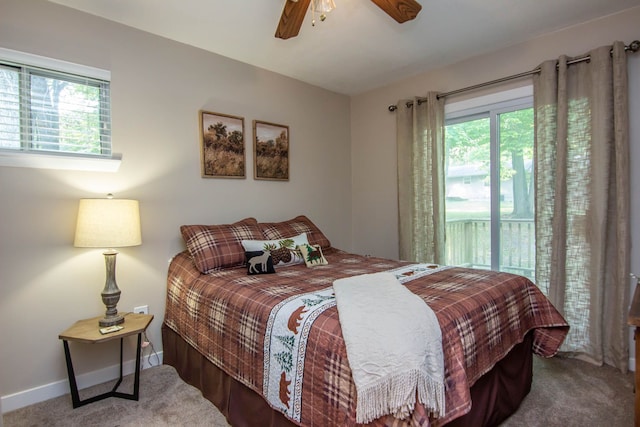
0, 48, 119, 171
444, 88, 534, 279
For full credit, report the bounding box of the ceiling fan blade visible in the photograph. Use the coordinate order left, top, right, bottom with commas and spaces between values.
276, 0, 312, 39
370, 0, 422, 23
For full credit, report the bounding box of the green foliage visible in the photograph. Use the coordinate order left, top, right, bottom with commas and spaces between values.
300, 243, 320, 264
276, 335, 295, 352
302, 293, 334, 307
275, 350, 293, 373
446, 117, 490, 167
498, 108, 534, 178
263, 243, 278, 251
446, 109, 533, 179
445, 107, 534, 218
278, 239, 295, 249
1, 64, 109, 155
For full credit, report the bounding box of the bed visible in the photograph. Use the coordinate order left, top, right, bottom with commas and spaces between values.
162, 216, 568, 426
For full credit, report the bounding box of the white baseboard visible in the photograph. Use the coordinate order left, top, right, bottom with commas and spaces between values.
1, 351, 163, 414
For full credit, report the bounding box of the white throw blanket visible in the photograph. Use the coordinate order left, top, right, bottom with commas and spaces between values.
333, 272, 445, 423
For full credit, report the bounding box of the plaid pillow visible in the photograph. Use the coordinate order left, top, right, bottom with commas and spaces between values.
180, 218, 265, 274
259, 215, 331, 249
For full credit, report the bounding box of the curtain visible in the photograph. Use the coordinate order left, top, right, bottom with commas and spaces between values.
534, 42, 630, 371
396, 92, 446, 264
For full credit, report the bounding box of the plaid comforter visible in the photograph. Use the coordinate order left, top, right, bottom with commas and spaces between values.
164, 248, 568, 426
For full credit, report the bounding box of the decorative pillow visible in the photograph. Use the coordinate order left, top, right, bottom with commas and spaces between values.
259, 215, 331, 249
245, 250, 276, 275
298, 243, 328, 267
241, 232, 308, 267
180, 217, 265, 274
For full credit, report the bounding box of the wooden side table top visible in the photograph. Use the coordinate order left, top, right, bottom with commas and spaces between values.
59, 313, 154, 344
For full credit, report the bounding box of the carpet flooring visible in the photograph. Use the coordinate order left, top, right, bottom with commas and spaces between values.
3, 356, 634, 426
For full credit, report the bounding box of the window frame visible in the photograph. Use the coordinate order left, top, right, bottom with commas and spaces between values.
444, 86, 534, 274
0, 47, 120, 172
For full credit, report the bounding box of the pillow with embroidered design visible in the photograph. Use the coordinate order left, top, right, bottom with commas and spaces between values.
245, 250, 276, 275
297, 243, 328, 267
241, 232, 308, 266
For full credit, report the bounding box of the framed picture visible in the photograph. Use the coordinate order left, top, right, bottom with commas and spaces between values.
253, 120, 289, 181
199, 110, 245, 178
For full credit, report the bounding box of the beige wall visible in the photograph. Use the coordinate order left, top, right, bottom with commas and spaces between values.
0, 0, 351, 403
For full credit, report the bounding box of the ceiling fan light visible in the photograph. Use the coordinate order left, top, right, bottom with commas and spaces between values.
312, 0, 336, 14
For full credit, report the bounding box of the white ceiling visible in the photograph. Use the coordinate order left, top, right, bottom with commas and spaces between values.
48, 0, 640, 95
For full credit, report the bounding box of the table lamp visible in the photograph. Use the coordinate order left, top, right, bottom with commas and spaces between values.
74, 194, 142, 327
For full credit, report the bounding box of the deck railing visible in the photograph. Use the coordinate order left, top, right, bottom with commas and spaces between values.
445, 219, 535, 279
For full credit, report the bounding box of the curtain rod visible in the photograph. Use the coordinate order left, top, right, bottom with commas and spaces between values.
388, 39, 640, 112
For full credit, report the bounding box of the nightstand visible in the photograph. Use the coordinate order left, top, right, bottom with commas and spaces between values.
58, 312, 154, 408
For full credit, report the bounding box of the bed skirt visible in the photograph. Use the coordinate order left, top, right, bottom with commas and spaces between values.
162, 324, 533, 427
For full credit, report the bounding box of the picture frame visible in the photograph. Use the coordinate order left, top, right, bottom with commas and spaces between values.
199, 110, 246, 178
253, 120, 289, 181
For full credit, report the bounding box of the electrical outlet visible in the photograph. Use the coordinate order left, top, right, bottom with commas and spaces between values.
134, 305, 149, 314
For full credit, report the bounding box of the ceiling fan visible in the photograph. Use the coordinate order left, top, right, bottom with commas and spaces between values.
275, 0, 422, 39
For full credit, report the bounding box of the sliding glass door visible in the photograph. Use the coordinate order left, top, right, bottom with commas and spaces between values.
444, 98, 535, 279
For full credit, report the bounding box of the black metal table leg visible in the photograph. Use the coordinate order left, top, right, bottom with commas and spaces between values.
62, 333, 143, 408
62, 340, 81, 408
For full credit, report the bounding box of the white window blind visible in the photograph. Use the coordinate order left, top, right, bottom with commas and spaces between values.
0, 49, 112, 160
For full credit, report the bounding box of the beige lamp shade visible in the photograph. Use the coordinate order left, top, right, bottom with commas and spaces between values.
74, 198, 142, 248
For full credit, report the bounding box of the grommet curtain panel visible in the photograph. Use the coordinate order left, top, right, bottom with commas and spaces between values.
533, 41, 630, 372
396, 92, 446, 264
